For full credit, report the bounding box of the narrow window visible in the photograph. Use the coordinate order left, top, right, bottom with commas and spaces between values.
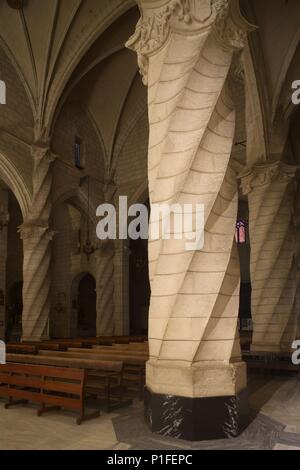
74, 137, 84, 169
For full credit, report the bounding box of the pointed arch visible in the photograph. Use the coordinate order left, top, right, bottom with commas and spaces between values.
0, 151, 31, 218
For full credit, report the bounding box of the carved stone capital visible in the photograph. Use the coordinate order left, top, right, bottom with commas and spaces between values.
212, 0, 256, 50
126, 0, 255, 84
31, 144, 57, 165
19, 222, 55, 241
126, 0, 226, 84
103, 171, 117, 203
239, 161, 300, 195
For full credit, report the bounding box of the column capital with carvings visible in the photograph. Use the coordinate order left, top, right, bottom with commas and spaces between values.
239, 160, 300, 195
19, 222, 55, 241
126, 0, 256, 84
31, 143, 58, 165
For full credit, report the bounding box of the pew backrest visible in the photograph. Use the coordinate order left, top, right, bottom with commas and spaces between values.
6, 353, 123, 372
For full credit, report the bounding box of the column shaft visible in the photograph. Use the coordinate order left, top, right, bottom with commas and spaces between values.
21, 144, 55, 342
241, 162, 299, 352
127, 0, 254, 440
96, 242, 115, 336
0, 190, 8, 340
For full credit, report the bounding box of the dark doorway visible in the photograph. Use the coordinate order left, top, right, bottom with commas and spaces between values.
6, 281, 23, 341
72, 273, 96, 337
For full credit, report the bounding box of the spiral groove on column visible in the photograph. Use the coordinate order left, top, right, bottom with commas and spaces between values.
96, 242, 115, 336
127, 0, 255, 396
20, 144, 56, 341
240, 162, 299, 351
282, 182, 300, 349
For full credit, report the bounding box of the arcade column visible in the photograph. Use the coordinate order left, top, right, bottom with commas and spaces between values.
127, 0, 255, 440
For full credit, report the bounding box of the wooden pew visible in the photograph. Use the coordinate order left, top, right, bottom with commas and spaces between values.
25, 339, 84, 350
34, 343, 61, 352
39, 349, 146, 364
7, 344, 36, 354
0, 362, 100, 424
111, 344, 148, 351
91, 345, 148, 354
67, 348, 148, 363
7, 343, 62, 354
64, 349, 147, 400
83, 339, 113, 347
246, 360, 300, 374
5, 353, 130, 411
91, 347, 148, 356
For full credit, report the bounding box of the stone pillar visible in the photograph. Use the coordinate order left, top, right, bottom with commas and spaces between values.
96, 240, 115, 336
240, 161, 299, 352
113, 239, 130, 336
20, 143, 56, 342
281, 182, 300, 349
127, 0, 254, 440
0, 189, 9, 340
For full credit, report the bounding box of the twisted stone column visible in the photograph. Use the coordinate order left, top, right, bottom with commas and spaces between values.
20, 143, 56, 342
240, 161, 299, 352
96, 241, 115, 336
127, 0, 254, 440
282, 183, 300, 349
0, 189, 9, 340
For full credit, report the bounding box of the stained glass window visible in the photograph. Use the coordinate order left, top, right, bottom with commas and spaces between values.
236, 219, 247, 244
75, 138, 83, 169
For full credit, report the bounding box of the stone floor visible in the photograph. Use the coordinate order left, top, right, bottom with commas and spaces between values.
1, 373, 300, 450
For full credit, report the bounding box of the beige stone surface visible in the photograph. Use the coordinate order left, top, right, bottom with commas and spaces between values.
0, 0, 299, 410
240, 161, 299, 352
127, 0, 254, 397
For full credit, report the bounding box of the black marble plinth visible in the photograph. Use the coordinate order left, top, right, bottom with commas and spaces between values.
144, 387, 250, 441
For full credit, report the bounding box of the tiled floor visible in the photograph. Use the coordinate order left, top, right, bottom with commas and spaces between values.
1, 373, 300, 450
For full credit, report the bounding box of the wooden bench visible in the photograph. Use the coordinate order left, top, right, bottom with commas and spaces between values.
243, 351, 292, 364
55, 350, 147, 400
66, 348, 147, 364
7, 344, 37, 354
33, 343, 61, 352
246, 360, 300, 375
91, 344, 148, 352
0, 362, 100, 424
6, 353, 130, 411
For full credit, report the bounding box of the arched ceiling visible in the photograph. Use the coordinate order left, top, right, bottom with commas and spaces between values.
52, 6, 147, 173
242, 0, 300, 120
241, 0, 300, 162
0, 0, 135, 137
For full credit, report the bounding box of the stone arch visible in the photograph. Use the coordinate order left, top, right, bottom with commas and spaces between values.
0, 151, 31, 219
52, 188, 98, 227
45, 2, 137, 137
